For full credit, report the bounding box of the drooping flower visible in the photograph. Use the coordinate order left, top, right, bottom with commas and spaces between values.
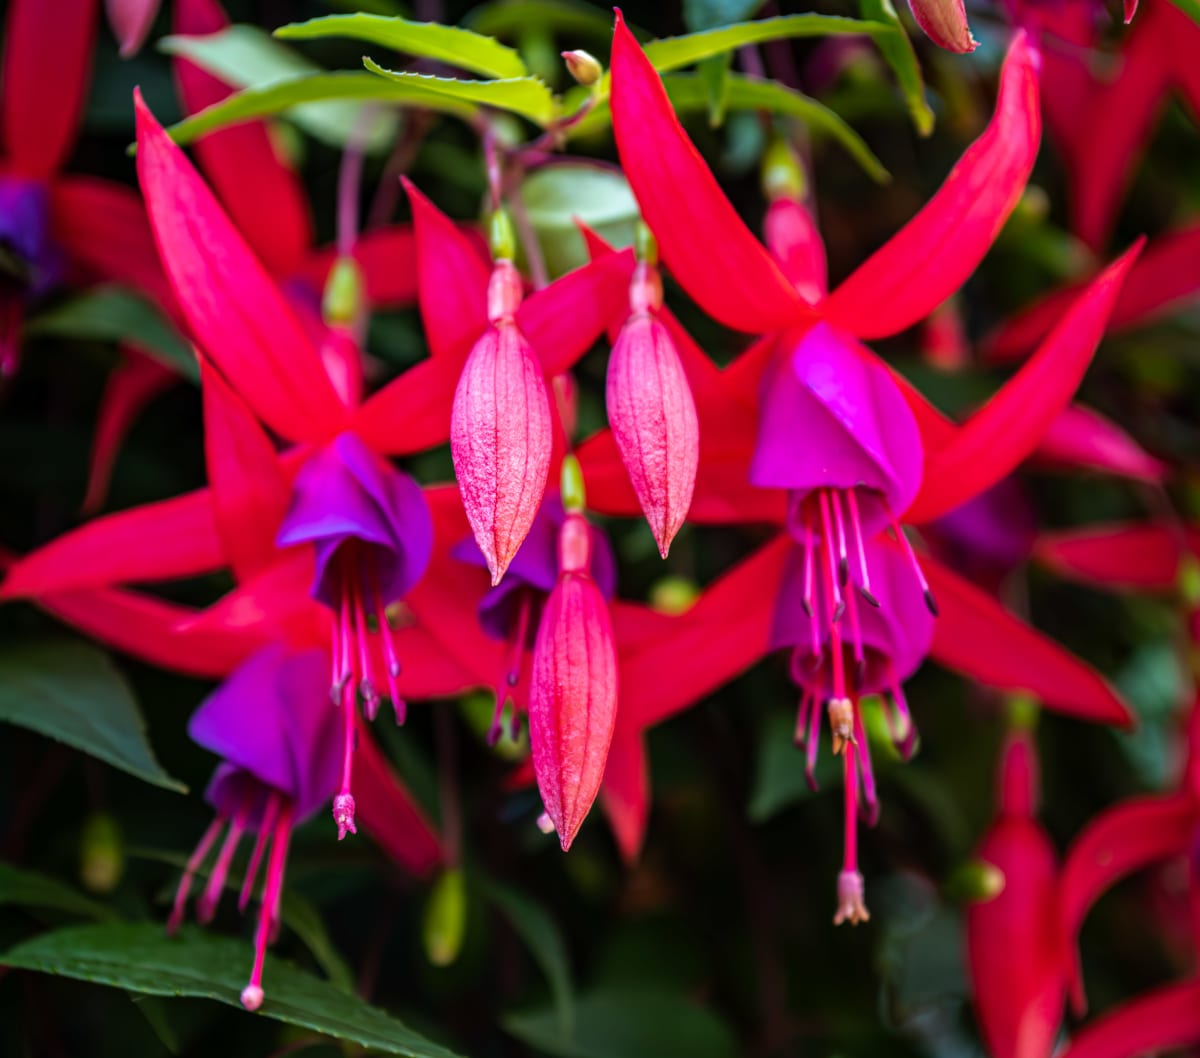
965, 729, 1066, 1058
451, 216, 552, 585
167, 645, 339, 1011
605, 225, 699, 558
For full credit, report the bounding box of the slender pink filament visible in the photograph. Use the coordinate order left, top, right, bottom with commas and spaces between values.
818, 490, 843, 623
831, 489, 849, 585
845, 489, 874, 602
197, 804, 247, 922
843, 739, 859, 873
242, 801, 294, 1010
167, 815, 224, 934
239, 793, 281, 912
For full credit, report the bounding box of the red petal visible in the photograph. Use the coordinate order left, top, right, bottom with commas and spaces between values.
107, 0, 160, 57
1034, 404, 1166, 482
82, 351, 176, 514
600, 729, 650, 864
50, 177, 177, 316
619, 535, 791, 730
609, 11, 807, 334
404, 178, 491, 361
823, 31, 1040, 339
1, 489, 223, 597
178, 552, 316, 638
923, 550, 1133, 727
353, 720, 443, 877
201, 362, 292, 582
1058, 979, 1200, 1058
135, 91, 345, 442
529, 569, 619, 850
38, 586, 257, 677
987, 222, 1200, 363
0, 0, 98, 177
171, 0, 312, 274
351, 356, 461, 456
1035, 522, 1189, 591
764, 197, 827, 303
906, 243, 1142, 523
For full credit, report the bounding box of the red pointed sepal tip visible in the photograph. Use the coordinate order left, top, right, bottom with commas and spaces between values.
607, 272, 699, 558
451, 266, 552, 585
529, 514, 619, 850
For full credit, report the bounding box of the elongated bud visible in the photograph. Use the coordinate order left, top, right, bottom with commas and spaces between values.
965, 731, 1065, 1058
423, 868, 467, 967
562, 49, 603, 86
528, 513, 618, 850
907, 0, 978, 53
606, 265, 699, 558
561, 453, 586, 514
452, 264, 552, 585
80, 813, 124, 893
322, 256, 365, 327
761, 137, 806, 203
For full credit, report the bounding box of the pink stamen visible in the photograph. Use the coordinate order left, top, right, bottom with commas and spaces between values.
241, 801, 294, 1012
831, 490, 849, 587
845, 489, 878, 607
350, 564, 378, 719
888, 511, 938, 616
818, 490, 844, 623
801, 498, 815, 618
196, 804, 247, 923
843, 737, 859, 873
793, 686, 813, 746
371, 581, 406, 725
167, 815, 224, 935
239, 793, 281, 913
334, 679, 357, 840
804, 693, 821, 791
844, 583, 866, 689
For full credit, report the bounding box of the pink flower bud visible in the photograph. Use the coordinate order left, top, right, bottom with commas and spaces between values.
966, 733, 1066, 1058
606, 296, 699, 558
452, 317, 553, 586
907, 0, 978, 53
562, 49, 603, 86
528, 515, 618, 850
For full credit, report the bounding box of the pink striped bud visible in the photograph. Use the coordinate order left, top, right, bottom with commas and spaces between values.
528, 512, 619, 850
452, 264, 552, 585
907, 0, 978, 53
606, 266, 699, 558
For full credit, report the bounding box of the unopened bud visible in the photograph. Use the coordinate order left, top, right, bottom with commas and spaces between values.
423, 868, 467, 967
322, 255, 364, 327
80, 812, 124, 893
561, 453, 587, 514
761, 137, 805, 202
649, 575, 699, 615
906, 0, 978, 53
945, 858, 1007, 904
489, 208, 517, 262
562, 49, 603, 86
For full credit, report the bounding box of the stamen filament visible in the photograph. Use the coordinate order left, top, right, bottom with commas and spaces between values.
241, 801, 294, 1012
888, 512, 938, 616
197, 804, 247, 922
845, 489, 878, 607
819, 490, 844, 623
167, 815, 224, 935
239, 793, 281, 912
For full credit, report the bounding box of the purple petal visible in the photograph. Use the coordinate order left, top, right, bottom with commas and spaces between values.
276, 432, 433, 607
926, 476, 1037, 583
0, 175, 63, 296
751, 323, 923, 533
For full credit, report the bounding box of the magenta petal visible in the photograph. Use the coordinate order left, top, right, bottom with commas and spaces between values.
529, 567, 618, 851
276, 433, 432, 607
451, 321, 552, 584
751, 323, 923, 531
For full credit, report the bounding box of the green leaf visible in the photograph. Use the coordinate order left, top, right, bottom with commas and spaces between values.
364, 59, 557, 126
747, 709, 838, 823
0, 642, 186, 794
697, 54, 732, 127
642, 14, 895, 73
519, 164, 639, 277
504, 986, 737, 1058
26, 286, 198, 383
162, 72, 479, 146
482, 879, 575, 1038
159, 25, 398, 151
0, 862, 117, 922
858, 0, 934, 136
0, 922, 464, 1057
275, 13, 528, 79
466, 0, 620, 41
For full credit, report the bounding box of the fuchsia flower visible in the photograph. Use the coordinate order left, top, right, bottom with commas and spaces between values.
577, 12, 1140, 920
0, 0, 176, 377
168, 645, 339, 1011
966, 730, 1066, 1058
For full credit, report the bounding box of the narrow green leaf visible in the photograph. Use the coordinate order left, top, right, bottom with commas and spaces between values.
364, 59, 557, 126
642, 14, 895, 73
1, 922, 464, 1057
161, 72, 478, 147
0, 642, 186, 794
467, 0, 621, 40
697, 54, 732, 127
159, 25, 398, 150
276, 12, 528, 79
0, 862, 118, 922
858, 0, 934, 136
26, 286, 198, 383
483, 879, 575, 1039
504, 986, 737, 1058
